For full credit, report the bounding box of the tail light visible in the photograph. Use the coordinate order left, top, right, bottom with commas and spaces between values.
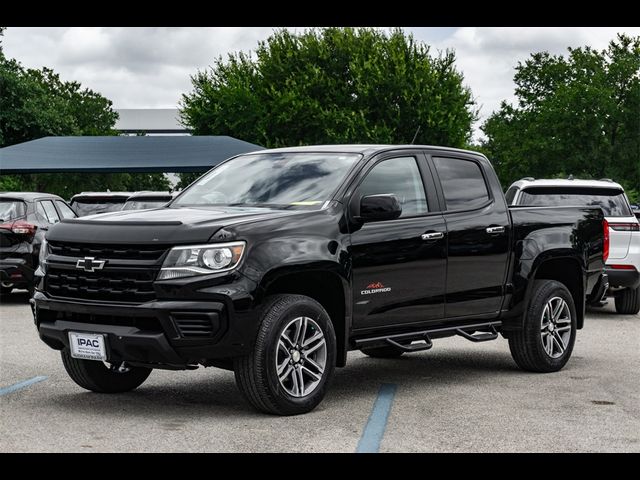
608, 222, 640, 232
0, 220, 37, 239
603, 219, 609, 263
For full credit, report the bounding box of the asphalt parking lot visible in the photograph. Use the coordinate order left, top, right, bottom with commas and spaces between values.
1, 290, 638, 453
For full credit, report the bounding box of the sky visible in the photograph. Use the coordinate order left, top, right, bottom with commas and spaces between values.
3, 27, 639, 138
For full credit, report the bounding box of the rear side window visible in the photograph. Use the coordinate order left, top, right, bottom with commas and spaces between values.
519, 188, 632, 217
433, 157, 490, 211
0, 200, 26, 222
39, 200, 60, 223
55, 200, 77, 219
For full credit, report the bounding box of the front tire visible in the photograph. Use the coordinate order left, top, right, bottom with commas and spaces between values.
61, 350, 152, 393
509, 280, 577, 373
234, 294, 336, 415
614, 287, 640, 315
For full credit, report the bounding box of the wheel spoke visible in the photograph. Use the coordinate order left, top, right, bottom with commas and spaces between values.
277, 355, 290, 376
281, 331, 295, 349
290, 366, 300, 395
552, 299, 565, 321
301, 365, 321, 382
294, 317, 307, 346
553, 332, 566, 353
544, 333, 553, 356
303, 330, 323, 347
555, 325, 571, 332
279, 364, 293, 383
303, 356, 324, 374
305, 337, 326, 356
296, 367, 305, 395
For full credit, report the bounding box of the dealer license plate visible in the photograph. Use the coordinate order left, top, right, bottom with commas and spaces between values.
68, 332, 107, 361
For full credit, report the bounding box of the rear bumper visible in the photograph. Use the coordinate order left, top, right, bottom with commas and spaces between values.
32, 289, 260, 369
605, 267, 640, 289
0, 257, 33, 287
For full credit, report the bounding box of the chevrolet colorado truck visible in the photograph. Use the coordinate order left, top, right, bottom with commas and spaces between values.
32, 145, 607, 415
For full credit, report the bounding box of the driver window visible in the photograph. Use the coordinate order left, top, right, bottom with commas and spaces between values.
358, 157, 428, 218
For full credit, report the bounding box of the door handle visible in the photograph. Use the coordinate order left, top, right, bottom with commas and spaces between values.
421, 232, 444, 240
486, 226, 505, 234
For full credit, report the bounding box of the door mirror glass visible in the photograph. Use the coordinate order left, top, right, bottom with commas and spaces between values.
360, 194, 402, 222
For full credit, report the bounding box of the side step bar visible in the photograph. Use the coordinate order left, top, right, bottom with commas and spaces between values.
354, 321, 502, 352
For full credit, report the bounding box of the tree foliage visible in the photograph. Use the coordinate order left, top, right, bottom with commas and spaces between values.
179, 27, 477, 185
482, 34, 640, 202
0, 30, 169, 198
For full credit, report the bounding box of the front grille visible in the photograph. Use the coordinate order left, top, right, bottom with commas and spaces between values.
46, 266, 157, 303
48, 241, 166, 260
172, 312, 220, 338
55, 310, 161, 332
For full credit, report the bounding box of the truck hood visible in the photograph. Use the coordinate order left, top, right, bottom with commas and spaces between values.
47, 206, 304, 245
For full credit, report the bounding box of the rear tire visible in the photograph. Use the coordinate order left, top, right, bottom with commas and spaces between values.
360, 345, 405, 358
61, 350, 152, 393
234, 294, 336, 415
509, 280, 577, 373
614, 287, 640, 315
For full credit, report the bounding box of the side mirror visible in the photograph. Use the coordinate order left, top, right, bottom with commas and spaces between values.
359, 194, 402, 222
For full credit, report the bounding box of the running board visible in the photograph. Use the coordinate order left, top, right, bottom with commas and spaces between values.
354, 321, 502, 352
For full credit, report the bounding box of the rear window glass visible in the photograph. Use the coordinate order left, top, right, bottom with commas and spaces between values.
0, 200, 26, 222
71, 199, 127, 216
519, 187, 632, 217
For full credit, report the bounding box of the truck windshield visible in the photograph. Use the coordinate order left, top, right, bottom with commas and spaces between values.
519, 187, 632, 217
172, 152, 361, 209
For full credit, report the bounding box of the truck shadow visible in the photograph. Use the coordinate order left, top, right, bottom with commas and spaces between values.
47, 348, 525, 419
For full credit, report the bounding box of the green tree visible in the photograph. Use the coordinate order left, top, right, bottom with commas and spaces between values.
179, 27, 476, 185
482, 34, 640, 202
0, 30, 169, 197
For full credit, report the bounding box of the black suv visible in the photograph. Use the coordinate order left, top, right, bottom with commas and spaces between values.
1, 192, 77, 296
33, 146, 606, 415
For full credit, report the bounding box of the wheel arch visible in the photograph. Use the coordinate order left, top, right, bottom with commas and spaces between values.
529, 256, 585, 329
257, 264, 351, 367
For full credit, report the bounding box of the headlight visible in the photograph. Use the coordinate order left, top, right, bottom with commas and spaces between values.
38, 237, 50, 273
157, 241, 246, 280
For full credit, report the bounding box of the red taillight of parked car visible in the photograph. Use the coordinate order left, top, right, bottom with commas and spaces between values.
603, 219, 610, 263
0, 220, 37, 239
608, 264, 637, 270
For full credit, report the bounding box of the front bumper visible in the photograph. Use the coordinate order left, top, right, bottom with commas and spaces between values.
33, 287, 260, 369
0, 257, 33, 287
605, 267, 640, 289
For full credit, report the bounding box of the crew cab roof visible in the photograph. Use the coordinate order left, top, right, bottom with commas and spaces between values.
241, 144, 486, 158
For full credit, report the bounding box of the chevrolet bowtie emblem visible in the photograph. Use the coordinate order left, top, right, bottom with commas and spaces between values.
76, 257, 106, 272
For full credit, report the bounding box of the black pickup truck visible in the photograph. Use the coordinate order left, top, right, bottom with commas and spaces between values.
32, 145, 607, 415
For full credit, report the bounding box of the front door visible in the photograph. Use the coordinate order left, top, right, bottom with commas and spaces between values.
349, 154, 447, 330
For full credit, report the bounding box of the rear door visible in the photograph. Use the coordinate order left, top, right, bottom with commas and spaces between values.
429, 154, 511, 318
349, 152, 447, 330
